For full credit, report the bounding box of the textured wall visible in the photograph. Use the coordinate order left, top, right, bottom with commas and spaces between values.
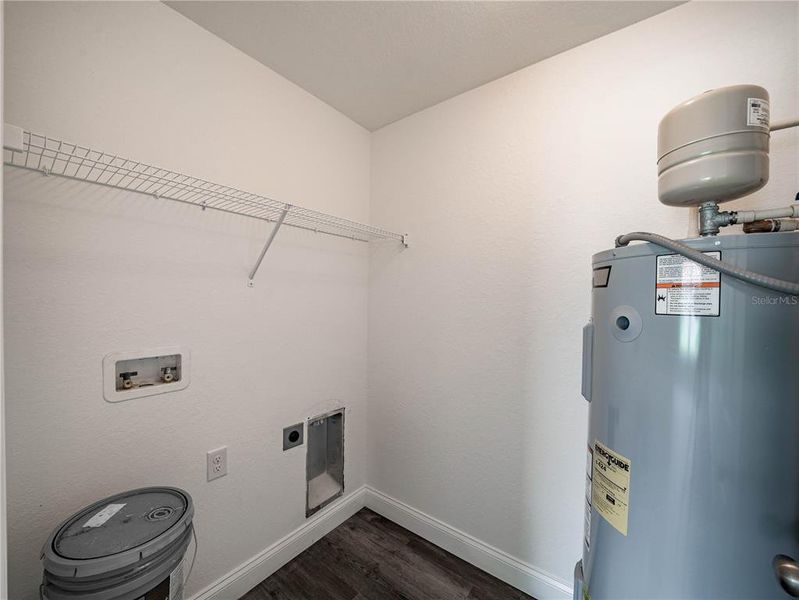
368, 0, 798, 589
3, 2, 370, 597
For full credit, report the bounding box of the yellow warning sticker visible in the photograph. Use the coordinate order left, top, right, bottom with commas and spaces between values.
592, 441, 631, 536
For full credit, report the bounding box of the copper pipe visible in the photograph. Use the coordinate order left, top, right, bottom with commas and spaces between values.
743, 219, 799, 233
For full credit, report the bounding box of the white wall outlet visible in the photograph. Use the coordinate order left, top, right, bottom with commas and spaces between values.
207, 447, 227, 481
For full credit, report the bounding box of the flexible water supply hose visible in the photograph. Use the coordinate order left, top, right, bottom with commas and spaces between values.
615, 232, 799, 296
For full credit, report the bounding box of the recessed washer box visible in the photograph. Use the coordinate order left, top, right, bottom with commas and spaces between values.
103, 346, 190, 403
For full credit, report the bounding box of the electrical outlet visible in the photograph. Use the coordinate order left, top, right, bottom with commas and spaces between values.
207, 447, 227, 481
283, 423, 304, 451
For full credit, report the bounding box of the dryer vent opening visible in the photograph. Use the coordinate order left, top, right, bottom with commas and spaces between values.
306, 409, 344, 517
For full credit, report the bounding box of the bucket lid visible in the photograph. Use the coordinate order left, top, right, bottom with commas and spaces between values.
42, 487, 194, 579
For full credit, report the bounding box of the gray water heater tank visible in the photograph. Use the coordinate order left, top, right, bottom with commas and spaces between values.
658, 84, 770, 206
577, 232, 799, 599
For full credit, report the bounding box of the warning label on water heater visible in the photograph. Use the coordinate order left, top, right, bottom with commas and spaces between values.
655, 252, 721, 316
592, 441, 631, 536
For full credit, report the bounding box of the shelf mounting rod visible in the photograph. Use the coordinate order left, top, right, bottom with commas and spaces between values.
248, 204, 290, 287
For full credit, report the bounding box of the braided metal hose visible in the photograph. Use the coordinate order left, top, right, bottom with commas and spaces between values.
615, 232, 799, 296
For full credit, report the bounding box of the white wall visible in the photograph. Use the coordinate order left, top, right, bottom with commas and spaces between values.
3, 2, 370, 597
369, 0, 798, 591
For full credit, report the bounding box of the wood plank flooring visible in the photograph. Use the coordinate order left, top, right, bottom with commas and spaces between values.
240, 508, 535, 600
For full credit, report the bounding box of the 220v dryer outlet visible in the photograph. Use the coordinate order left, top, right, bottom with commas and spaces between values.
207, 447, 227, 481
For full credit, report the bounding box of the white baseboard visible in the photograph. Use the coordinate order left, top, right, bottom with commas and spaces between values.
190, 486, 367, 600
364, 486, 573, 600
190, 484, 573, 600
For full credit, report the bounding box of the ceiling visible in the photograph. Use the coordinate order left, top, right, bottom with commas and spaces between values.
167, 1, 682, 131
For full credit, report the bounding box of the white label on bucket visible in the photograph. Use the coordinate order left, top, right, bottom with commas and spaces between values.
747, 97, 769, 128
83, 503, 126, 528
169, 558, 185, 600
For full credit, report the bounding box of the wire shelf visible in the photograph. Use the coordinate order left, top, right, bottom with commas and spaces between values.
3, 129, 406, 245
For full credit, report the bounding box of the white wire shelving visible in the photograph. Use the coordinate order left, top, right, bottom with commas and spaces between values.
3, 126, 408, 285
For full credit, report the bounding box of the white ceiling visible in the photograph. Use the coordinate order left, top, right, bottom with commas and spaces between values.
166, 1, 682, 131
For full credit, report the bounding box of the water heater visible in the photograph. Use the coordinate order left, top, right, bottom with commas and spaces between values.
575, 85, 799, 600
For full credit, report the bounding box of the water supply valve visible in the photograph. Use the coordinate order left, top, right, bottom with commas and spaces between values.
103, 346, 190, 403
161, 366, 176, 383
119, 371, 138, 389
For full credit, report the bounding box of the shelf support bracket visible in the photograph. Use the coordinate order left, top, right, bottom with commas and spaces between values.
248, 204, 290, 287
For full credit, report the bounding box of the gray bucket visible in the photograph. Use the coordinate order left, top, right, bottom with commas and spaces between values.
41, 487, 194, 600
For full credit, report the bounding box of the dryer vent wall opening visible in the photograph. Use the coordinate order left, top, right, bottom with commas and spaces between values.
306, 409, 345, 517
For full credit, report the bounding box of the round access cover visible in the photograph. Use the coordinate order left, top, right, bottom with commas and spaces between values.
43, 487, 193, 579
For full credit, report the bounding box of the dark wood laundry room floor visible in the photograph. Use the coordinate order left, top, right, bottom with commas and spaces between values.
240, 508, 535, 600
